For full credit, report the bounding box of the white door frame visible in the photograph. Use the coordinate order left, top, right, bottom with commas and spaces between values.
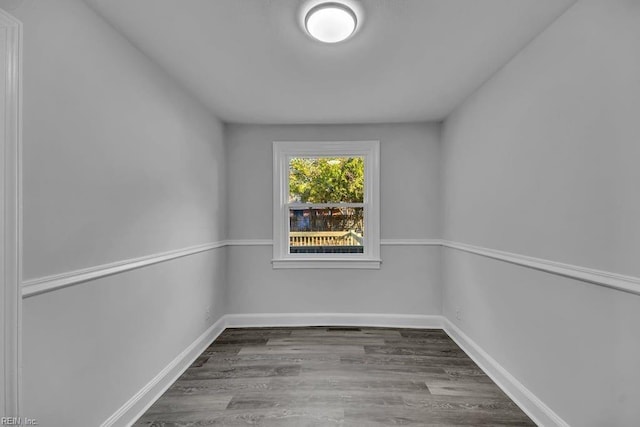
0, 7, 22, 418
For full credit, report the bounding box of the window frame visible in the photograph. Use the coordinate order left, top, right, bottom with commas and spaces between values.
272, 140, 381, 269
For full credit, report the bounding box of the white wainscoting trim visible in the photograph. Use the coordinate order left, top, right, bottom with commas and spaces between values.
442, 240, 640, 296
225, 239, 274, 246
19, 238, 441, 298
22, 241, 227, 298
101, 315, 227, 427
224, 238, 640, 295
442, 318, 569, 427
22, 238, 640, 299
381, 239, 442, 246
224, 313, 444, 329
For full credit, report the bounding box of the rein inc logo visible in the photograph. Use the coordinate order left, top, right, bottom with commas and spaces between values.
1, 418, 38, 426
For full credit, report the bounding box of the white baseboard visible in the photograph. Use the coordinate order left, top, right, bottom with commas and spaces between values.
101, 313, 568, 427
100, 316, 227, 427
223, 312, 445, 329
442, 318, 569, 427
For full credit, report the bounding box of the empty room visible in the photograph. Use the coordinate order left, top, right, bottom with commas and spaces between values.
1, 0, 638, 426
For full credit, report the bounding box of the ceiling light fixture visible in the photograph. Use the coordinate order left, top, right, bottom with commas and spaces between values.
305, 2, 357, 43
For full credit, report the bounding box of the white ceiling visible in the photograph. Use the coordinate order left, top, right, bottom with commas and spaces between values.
85, 0, 575, 124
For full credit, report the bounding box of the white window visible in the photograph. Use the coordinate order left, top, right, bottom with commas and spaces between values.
273, 140, 380, 269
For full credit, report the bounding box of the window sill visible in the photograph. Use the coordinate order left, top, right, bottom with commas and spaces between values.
271, 258, 382, 269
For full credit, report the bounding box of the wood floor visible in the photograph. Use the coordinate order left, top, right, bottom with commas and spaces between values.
134, 327, 535, 426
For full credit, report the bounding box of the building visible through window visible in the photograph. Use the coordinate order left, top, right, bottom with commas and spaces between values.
288, 157, 365, 254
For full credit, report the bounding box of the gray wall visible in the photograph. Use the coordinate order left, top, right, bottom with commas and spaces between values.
226, 123, 442, 315
13, 0, 227, 425
441, 1, 640, 425
9, 0, 640, 425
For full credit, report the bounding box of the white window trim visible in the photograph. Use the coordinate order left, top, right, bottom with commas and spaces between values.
272, 140, 380, 269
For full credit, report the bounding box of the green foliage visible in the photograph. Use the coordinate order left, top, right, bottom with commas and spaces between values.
289, 157, 364, 203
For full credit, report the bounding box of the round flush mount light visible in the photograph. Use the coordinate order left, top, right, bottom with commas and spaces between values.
305, 2, 358, 43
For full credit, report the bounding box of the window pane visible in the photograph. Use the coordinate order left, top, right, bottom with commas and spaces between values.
289, 157, 364, 204
289, 207, 364, 254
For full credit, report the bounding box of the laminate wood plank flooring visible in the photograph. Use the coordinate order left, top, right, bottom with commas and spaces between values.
134, 327, 535, 426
